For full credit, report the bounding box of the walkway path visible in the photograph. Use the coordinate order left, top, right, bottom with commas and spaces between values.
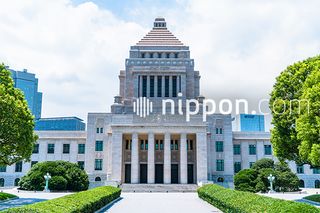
100, 193, 221, 213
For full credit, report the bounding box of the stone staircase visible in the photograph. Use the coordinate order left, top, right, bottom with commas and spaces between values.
120, 184, 198, 193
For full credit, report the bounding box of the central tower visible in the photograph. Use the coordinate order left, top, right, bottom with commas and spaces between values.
112, 17, 200, 114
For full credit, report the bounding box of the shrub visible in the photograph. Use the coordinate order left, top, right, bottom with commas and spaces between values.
3, 186, 121, 213
234, 158, 299, 192
198, 184, 319, 213
304, 194, 320, 203
0, 192, 17, 201
49, 176, 67, 191
19, 161, 89, 191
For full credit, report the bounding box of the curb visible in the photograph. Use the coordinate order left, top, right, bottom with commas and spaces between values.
95, 197, 122, 213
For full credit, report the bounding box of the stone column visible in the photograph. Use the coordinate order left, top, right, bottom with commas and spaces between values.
180, 133, 188, 184
131, 133, 139, 183
111, 131, 123, 183
196, 132, 207, 183
147, 133, 155, 183
164, 132, 171, 184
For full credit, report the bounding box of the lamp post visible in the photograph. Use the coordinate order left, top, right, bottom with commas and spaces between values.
267, 174, 275, 193
44, 173, 51, 192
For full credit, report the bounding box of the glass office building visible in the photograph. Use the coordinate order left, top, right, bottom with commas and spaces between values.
235, 114, 265, 132
9, 68, 42, 119
35, 117, 86, 131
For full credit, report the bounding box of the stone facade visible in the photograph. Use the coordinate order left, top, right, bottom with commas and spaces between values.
1, 18, 320, 189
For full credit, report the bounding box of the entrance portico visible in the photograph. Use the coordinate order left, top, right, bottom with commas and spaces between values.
112, 126, 207, 185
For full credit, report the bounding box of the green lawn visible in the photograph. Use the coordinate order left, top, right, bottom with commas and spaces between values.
0, 192, 17, 201
304, 194, 320, 203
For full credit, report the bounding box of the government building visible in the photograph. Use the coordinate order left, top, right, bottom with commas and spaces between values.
1, 18, 319, 189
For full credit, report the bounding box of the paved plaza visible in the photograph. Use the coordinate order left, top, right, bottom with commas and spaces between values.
100, 193, 221, 213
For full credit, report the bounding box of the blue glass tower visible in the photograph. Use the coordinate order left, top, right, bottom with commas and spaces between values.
236, 114, 265, 132
9, 68, 42, 119
35, 117, 86, 131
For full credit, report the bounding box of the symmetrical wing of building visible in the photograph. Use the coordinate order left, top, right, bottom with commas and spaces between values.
1, 18, 319, 189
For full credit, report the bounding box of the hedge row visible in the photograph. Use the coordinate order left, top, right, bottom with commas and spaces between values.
3, 186, 121, 213
304, 194, 320, 203
0, 192, 17, 201
198, 184, 319, 213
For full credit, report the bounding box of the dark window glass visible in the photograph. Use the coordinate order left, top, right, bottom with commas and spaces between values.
155, 140, 159, 150
0, 166, 6, 172
165, 76, 169, 97
171, 140, 174, 150
0, 178, 4, 187
95, 159, 103, 170
216, 160, 224, 171
175, 140, 178, 150
313, 168, 320, 174
63, 144, 70, 154
220, 128, 223, 134
33, 144, 39, 154
140, 140, 144, 150
96, 128, 99, 133
150, 76, 154, 97
95, 141, 103, 151
78, 161, 85, 170
100, 128, 103, 133
142, 76, 147, 97
47, 144, 55, 154
31, 161, 38, 167
297, 165, 304, 174
172, 76, 177, 97
160, 140, 164, 150
216, 141, 224, 152
249, 145, 256, 155
233, 144, 241, 155
189, 140, 193, 150
234, 162, 241, 173
264, 145, 272, 155
157, 76, 162, 97
249, 162, 255, 168
78, 144, 85, 154
145, 140, 148, 150
15, 161, 22, 172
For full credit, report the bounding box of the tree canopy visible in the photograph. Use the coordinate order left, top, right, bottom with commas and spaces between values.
0, 64, 37, 165
269, 55, 320, 166
234, 158, 299, 193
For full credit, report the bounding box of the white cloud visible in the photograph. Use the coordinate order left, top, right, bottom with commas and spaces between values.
1, 0, 320, 128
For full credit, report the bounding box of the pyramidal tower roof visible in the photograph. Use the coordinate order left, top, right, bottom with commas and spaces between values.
136, 17, 184, 46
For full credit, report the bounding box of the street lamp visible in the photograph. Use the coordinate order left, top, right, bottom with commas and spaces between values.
267, 174, 275, 193
44, 173, 51, 192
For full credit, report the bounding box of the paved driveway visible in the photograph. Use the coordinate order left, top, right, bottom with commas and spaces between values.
101, 193, 221, 213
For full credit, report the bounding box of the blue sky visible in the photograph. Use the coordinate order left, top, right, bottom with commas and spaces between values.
1, 0, 320, 129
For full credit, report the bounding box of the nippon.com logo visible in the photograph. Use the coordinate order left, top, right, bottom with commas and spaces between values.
133, 93, 310, 122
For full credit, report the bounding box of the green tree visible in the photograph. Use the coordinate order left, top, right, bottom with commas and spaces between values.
234, 158, 299, 193
269, 55, 320, 165
0, 64, 37, 165
19, 161, 89, 191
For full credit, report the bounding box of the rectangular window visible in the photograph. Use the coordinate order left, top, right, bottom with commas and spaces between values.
171, 140, 174, 150
233, 144, 241, 155
175, 140, 178, 150
0, 165, 6, 172
140, 140, 144, 150
172, 76, 177, 97
78, 144, 85, 154
100, 128, 103, 133
188, 140, 194, 150
31, 161, 38, 167
47, 144, 55, 154
63, 144, 70, 154
15, 161, 22, 172
264, 145, 272, 155
216, 128, 219, 134
95, 159, 103, 171
178, 76, 181, 93
313, 168, 320, 174
78, 161, 85, 170
95, 141, 103, 151
249, 144, 256, 155
96, 128, 99, 133
297, 165, 304, 174
216, 141, 224, 152
32, 144, 39, 154
234, 162, 241, 173
125, 140, 131, 150
157, 76, 162, 97
249, 162, 255, 168
216, 160, 224, 171
145, 140, 148, 150
160, 140, 164, 150
150, 76, 154, 97
142, 76, 147, 97
220, 128, 223, 134
165, 76, 169, 97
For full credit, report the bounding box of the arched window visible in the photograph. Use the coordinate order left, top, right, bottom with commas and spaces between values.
315, 180, 320, 188
299, 179, 305, 188
0, 178, 4, 187
95, 177, 101, 182
14, 178, 20, 186
217, 177, 224, 183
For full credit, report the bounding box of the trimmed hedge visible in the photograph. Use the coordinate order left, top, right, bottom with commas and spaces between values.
198, 184, 319, 213
0, 192, 17, 201
304, 194, 320, 203
3, 186, 121, 213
